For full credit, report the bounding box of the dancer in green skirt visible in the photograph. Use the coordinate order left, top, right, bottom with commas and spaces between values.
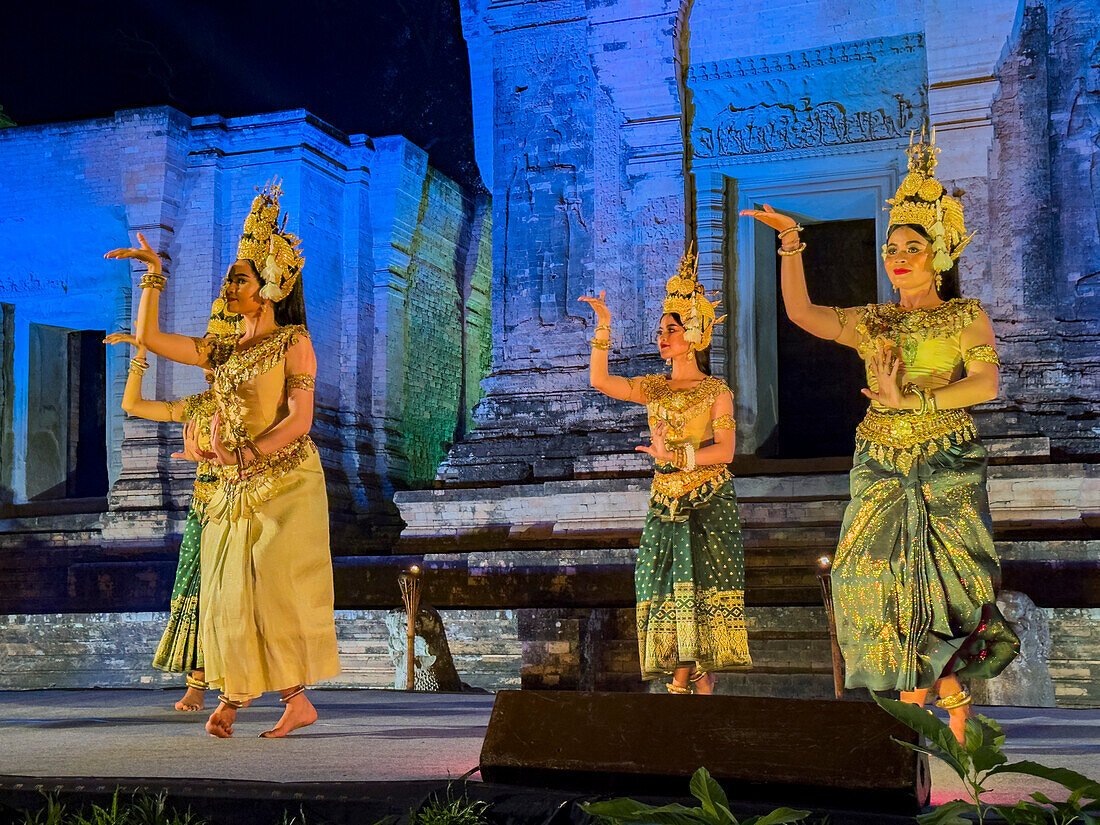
742, 130, 1019, 742
579, 250, 751, 695
104, 295, 241, 711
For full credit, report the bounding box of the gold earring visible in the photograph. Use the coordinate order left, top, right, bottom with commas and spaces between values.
935, 273, 943, 292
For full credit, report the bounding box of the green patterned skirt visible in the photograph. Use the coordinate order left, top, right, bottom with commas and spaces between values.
635, 467, 752, 679
833, 435, 1019, 692
152, 501, 204, 673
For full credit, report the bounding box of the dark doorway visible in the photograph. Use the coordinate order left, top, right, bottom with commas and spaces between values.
774, 219, 877, 459
26, 325, 107, 500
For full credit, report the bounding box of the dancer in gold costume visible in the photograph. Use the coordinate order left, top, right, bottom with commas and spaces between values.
103, 300, 242, 712
580, 251, 751, 695
107, 183, 340, 737
742, 132, 1018, 741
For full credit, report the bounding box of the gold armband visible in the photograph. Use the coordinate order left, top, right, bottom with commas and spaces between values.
590, 337, 611, 350
285, 374, 316, 392
712, 414, 736, 431
964, 345, 1001, 366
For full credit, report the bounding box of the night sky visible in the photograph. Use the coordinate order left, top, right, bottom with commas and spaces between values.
2, 0, 480, 190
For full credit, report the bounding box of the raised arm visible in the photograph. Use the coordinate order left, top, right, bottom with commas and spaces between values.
739, 205, 861, 349
577, 290, 646, 403
105, 233, 211, 367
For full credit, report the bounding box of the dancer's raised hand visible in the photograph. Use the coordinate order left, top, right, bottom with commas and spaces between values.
577, 290, 611, 325
103, 331, 139, 348
635, 420, 673, 463
739, 203, 799, 234
105, 232, 162, 273
171, 420, 202, 463
861, 343, 906, 408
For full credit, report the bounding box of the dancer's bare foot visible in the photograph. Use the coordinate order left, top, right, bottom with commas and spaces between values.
260, 689, 317, 738
176, 672, 208, 711
174, 686, 205, 711
205, 701, 238, 738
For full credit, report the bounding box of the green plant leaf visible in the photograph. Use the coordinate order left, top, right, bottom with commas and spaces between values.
581, 799, 708, 824
743, 807, 813, 825
915, 799, 974, 825
872, 694, 970, 778
890, 737, 968, 779
987, 761, 1100, 798
964, 716, 1009, 775
993, 801, 1054, 825
689, 768, 732, 821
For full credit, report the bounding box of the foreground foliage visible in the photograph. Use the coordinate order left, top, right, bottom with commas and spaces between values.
872, 693, 1100, 825
581, 767, 811, 824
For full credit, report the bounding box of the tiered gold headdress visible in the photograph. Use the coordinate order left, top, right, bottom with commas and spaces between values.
237, 180, 305, 302
886, 128, 974, 273
662, 246, 725, 350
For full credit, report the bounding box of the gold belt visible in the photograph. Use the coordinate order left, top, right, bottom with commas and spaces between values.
651, 464, 731, 506
216, 435, 316, 500
856, 408, 977, 474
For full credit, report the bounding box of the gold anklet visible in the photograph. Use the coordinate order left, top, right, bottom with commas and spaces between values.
217, 694, 245, 709
935, 688, 972, 710
185, 675, 210, 691
666, 682, 692, 695
280, 686, 306, 703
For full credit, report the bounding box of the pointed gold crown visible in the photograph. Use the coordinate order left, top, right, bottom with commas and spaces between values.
662, 246, 725, 350
236, 179, 305, 302
886, 128, 973, 272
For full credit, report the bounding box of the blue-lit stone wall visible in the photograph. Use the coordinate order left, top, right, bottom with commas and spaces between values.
0, 107, 491, 548
449, 0, 1100, 477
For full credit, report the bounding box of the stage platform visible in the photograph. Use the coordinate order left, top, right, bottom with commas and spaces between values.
1, 690, 1097, 824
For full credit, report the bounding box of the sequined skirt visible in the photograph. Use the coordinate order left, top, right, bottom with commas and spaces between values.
635, 468, 751, 680
833, 435, 1019, 692
152, 501, 205, 673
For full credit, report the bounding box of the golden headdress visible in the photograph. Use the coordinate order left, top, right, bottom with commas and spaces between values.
662, 246, 725, 350
886, 128, 973, 272
237, 180, 305, 302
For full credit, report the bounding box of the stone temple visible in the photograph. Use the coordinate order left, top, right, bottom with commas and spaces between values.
0, 0, 1097, 705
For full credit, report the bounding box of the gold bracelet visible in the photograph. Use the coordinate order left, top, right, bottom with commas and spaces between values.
902, 382, 926, 415
128, 357, 149, 375
590, 337, 611, 350
778, 242, 807, 257
683, 443, 696, 472
594, 324, 611, 334
138, 272, 167, 291
926, 389, 938, 414
777, 224, 804, 239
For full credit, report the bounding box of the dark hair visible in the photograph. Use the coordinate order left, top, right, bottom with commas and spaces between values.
666, 312, 712, 375
886, 223, 961, 299
235, 259, 309, 328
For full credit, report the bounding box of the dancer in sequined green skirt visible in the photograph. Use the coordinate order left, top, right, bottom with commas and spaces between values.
743, 132, 1019, 743
579, 250, 751, 696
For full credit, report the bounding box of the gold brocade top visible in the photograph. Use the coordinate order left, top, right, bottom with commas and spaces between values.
212, 324, 310, 449
637, 374, 730, 451
210, 324, 318, 504
846, 298, 1002, 474
180, 390, 220, 506
634, 374, 735, 513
